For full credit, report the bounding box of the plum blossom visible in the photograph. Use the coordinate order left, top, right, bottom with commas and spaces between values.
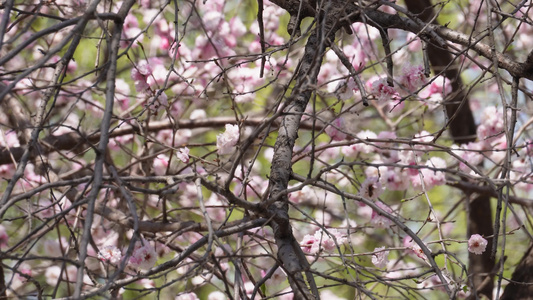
176, 292, 200, 300
217, 124, 240, 155
370, 201, 393, 228
414, 157, 447, 189
413, 130, 434, 151
406, 32, 422, 52
301, 229, 347, 254
114, 78, 131, 111
300, 233, 320, 254
146, 92, 168, 113
130, 240, 158, 270
98, 245, 122, 264
122, 14, 143, 48
131, 59, 153, 92
341, 130, 377, 156
477, 106, 504, 143
325, 117, 347, 141
358, 177, 383, 200
177, 147, 190, 163
398, 64, 426, 94
404, 237, 430, 260
468, 234, 488, 255
153, 154, 169, 176
0, 129, 20, 148
452, 142, 484, 173
45, 266, 62, 287
419, 75, 451, 107
0, 225, 7, 248
372, 246, 390, 268
320, 290, 347, 300
208, 291, 227, 300
157, 129, 191, 147
381, 168, 410, 191
371, 77, 399, 101
334, 77, 358, 100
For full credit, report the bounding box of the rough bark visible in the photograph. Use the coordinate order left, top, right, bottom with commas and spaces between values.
500, 243, 533, 300
263, 1, 355, 298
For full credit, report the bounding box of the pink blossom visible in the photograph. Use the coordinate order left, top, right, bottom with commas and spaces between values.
205, 194, 227, 222
477, 106, 504, 143
98, 245, 122, 264
320, 290, 347, 300
146, 92, 168, 113
114, 78, 131, 111
177, 147, 190, 163
131, 60, 152, 92
317, 229, 347, 252
415, 157, 447, 189
45, 266, 62, 287
358, 177, 383, 200
404, 237, 430, 260
399, 150, 419, 176
418, 76, 451, 103
0, 164, 15, 178
325, 117, 347, 141
452, 142, 484, 173
300, 228, 347, 254
376, 131, 397, 149
300, 234, 320, 254
0, 129, 20, 148
413, 130, 434, 151
372, 246, 389, 268
217, 124, 240, 155
410, 244, 428, 260
371, 77, 399, 101
406, 32, 422, 52
0, 225, 8, 248
468, 234, 488, 255
398, 64, 426, 95
335, 77, 358, 100
341, 130, 377, 156
130, 241, 157, 270
382, 168, 409, 191
370, 201, 393, 228
208, 291, 227, 300
109, 134, 134, 151
156, 129, 191, 147
343, 43, 366, 71
153, 154, 169, 176
121, 14, 143, 48
175, 292, 200, 300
